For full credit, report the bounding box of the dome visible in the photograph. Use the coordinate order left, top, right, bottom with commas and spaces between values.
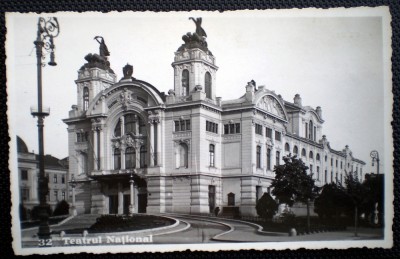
17, 136, 29, 153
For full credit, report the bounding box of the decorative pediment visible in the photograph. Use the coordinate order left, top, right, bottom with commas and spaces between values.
257, 95, 285, 119
118, 88, 134, 110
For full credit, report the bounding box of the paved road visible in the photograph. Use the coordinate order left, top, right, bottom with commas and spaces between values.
152, 215, 230, 243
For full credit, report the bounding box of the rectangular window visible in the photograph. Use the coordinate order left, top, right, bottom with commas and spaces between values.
317, 166, 320, 180
76, 132, 88, 142
266, 127, 272, 138
174, 120, 191, 132
53, 174, 57, 183
255, 123, 263, 135
62, 191, 66, 200
21, 188, 29, 201
235, 123, 240, 133
174, 121, 179, 132
224, 124, 229, 134
275, 131, 281, 141
61, 175, 65, 184
224, 123, 241, 134
21, 170, 28, 181
206, 121, 218, 134
276, 151, 280, 166
309, 164, 313, 174
54, 191, 58, 201
266, 148, 271, 170
336, 160, 338, 167
331, 158, 333, 166
256, 146, 261, 168
341, 161, 343, 169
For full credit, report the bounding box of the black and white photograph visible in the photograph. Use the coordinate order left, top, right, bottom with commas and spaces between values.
6, 8, 393, 254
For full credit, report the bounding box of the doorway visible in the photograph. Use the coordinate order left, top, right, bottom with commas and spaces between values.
208, 185, 216, 213
109, 195, 118, 214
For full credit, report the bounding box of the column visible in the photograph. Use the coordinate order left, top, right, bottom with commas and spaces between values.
129, 177, 135, 215
135, 146, 139, 169
149, 121, 155, 167
93, 129, 98, 170
251, 122, 256, 173
120, 116, 125, 136
117, 182, 123, 215
135, 115, 139, 135
156, 122, 162, 166
121, 147, 126, 170
99, 128, 104, 170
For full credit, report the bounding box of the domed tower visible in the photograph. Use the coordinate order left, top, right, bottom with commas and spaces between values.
171, 17, 218, 101
75, 37, 117, 114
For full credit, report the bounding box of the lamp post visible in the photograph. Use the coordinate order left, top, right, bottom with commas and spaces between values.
370, 150, 380, 175
70, 175, 77, 216
30, 17, 60, 245
129, 170, 135, 215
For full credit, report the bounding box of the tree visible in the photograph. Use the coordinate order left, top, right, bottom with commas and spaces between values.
271, 154, 318, 232
314, 183, 351, 222
256, 193, 279, 221
53, 200, 70, 216
339, 171, 368, 237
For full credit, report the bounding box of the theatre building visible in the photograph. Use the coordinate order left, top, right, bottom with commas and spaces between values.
63, 19, 365, 216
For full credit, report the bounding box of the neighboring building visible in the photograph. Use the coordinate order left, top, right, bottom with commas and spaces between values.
17, 136, 68, 214
17, 136, 38, 213
63, 19, 365, 216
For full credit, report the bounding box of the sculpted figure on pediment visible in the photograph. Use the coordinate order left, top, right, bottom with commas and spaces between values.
118, 88, 134, 110
257, 96, 284, 118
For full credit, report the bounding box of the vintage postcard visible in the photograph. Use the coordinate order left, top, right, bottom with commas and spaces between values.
6, 7, 393, 255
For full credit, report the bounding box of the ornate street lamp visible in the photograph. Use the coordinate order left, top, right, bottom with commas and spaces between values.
370, 150, 380, 175
129, 170, 135, 215
70, 175, 77, 216
30, 17, 60, 245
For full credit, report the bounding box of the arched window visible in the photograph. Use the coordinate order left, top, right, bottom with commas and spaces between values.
301, 148, 306, 157
182, 69, 189, 96
316, 153, 320, 161
309, 120, 313, 140
266, 148, 271, 170
113, 148, 121, 170
228, 192, 235, 206
124, 114, 137, 134
176, 143, 188, 168
140, 145, 147, 168
125, 147, 136, 169
205, 72, 212, 99
114, 119, 121, 137
209, 144, 215, 167
83, 87, 89, 111
256, 146, 261, 168
309, 151, 314, 160
293, 146, 298, 155
285, 143, 290, 152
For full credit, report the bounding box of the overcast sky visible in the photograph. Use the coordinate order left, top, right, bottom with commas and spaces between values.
6, 8, 391, 175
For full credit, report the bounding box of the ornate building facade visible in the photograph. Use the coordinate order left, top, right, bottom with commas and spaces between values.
63, 18, 365, 216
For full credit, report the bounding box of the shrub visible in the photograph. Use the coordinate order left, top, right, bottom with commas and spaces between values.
256, 193, 278, 220
53, 200, 70, 216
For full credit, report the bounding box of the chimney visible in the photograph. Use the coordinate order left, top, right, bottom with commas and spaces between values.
294, 94, 302, 107
316, 106, 322, 118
